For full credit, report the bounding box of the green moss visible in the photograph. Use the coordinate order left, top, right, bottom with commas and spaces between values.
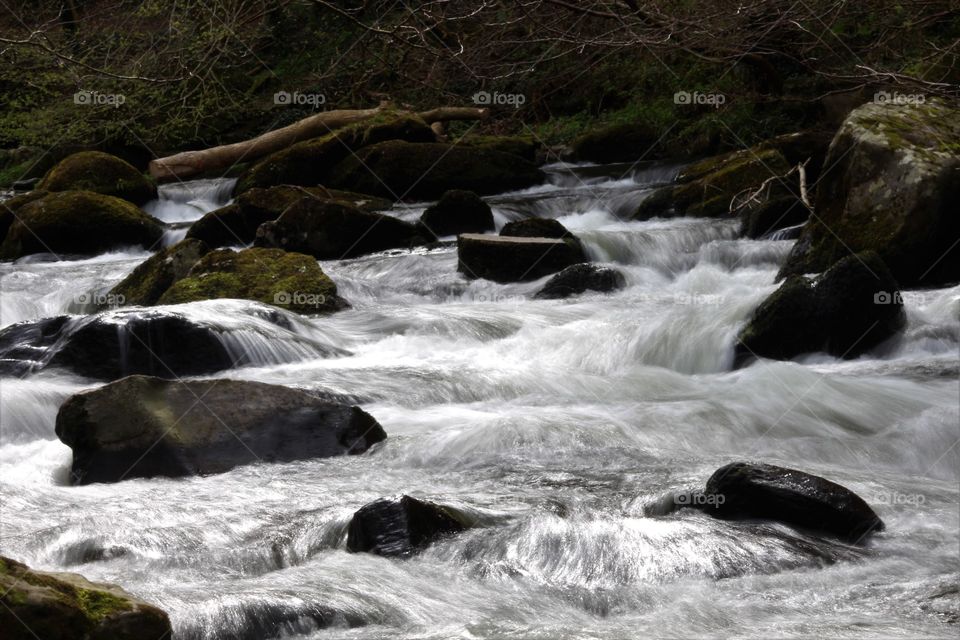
110, 238, 210, 306
75, 587, 133, 622
456, 135, 539, 161
38, 151, 157, 205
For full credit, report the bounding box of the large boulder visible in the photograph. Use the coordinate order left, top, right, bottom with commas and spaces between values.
187, 185, 392, 248
458, 233, 588, 283
37, 151, 157, 205
158, 247, 347, 313
55, 376, 387, 484
346, 495, 470, 557
0, 190, 48, 239
0, 191, 164, 260
235, 116, 435, 193
698, 462, 885, 544
735, 251, 905, 366
567, 122, 659, 163
534, 263, 625, 299
0, 556, 172, 640
635, 146, 792, 219
778, 101, 960, 286
109, 238, 210, 306
255, 198, 424, 259
419, 189, 493, 238
327, 140, 546, 200
456, 135, 540, 162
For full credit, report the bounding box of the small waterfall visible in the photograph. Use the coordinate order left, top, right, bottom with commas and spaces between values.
143, 177, 237, 223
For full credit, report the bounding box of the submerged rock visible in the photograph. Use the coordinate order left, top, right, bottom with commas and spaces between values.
0, 191, 164, 260
0, 555, 172, 640
699, 462, 885, 544
346, 495, 470, 557
778, 101, 960, 287
37, 151, 157, 205
535, 263, 625, 299
419, 189, 494, 238
328, 140, 546, 200
110, 238, 210, 306
255, 198, 424, 259
458, 233, 588, 283
735, 251, 905, 366
55, 376, 387, 484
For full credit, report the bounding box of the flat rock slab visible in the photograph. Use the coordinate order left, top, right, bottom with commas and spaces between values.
458, 233, 587, 283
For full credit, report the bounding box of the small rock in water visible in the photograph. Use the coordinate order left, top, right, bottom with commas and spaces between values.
535, 263, 625, 299
347, 495, 470, 557
419, 189, 494, 238
458, 233, 587, 283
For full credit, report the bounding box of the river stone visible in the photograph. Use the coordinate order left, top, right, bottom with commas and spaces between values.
777, 100, 960, 286
535, 263, 625, 299
255, 197, 424, 259
327, 140, 546, 200
456, 135, 540, 162
458, 233, 588, 283
0, 555, 172, 640
0, 191, 164, 260
55, 375, 387, 484
109, 238, 210, 306
739, 187, 809, 239
0, 189, 48, 240
567, 122, 659, 163
37, 151, 157, 205
700, 462, 885, 543
735, 251, 905, 366
419, 189, 494, 238
346, 495, 469, 557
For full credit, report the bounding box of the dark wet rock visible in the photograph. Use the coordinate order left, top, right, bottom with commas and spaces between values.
456, 135, 540, 162
0, 191, 164, 260
55, 375, 386, 484
0, 555, 172, 640
12, 178, 39, 191
567, 122, 659, 163
328, 140, 546, 200
535, 263, 625, 299
255, 197, 424, 259
500, 217, 586, 257
458, 233, 588, 283
159, 247, 348, 313
110, 238, 210, 306
236, 115, 435, 194
739, 188, 809, 239
778, 101, 960, 287
419, 189, 493, 238
37, 151, 157, 205
699, 462, 885, 544
346, 495, 470, 557
735, 251, 905, 366
0, 315, 71, 376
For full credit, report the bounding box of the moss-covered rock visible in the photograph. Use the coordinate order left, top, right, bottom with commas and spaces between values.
635, 146, 792, 219
109, 238, 210, 306
38, 151, 157, 205
0, 555, 172, 640
0, 189, 48, 240
735, 251, 905, 366
235, 115, 435, 194
419, 189, 493, 238
255, 198, 425, 259
0, 191, 164, 260
778, 101, 960, 286
456, 135, 540, 162
567, 122, 659, 163
159, 247, 346, 313
327, 140, 546, 200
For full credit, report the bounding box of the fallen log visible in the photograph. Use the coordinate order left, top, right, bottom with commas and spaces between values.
148, 105, 488, 182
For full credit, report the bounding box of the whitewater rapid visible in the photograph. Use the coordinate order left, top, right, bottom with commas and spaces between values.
0, 165, 957, 639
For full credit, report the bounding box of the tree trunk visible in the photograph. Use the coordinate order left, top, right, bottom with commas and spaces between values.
148, 105, 488, 182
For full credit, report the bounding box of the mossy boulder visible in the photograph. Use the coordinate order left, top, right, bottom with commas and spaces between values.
0, 555, 171, 640
187, 185, 392, 248
327, 140, 546, 200
347, 495, 472, 557
110, 238, 210, 306
567, 122, 659, 163
458, 233, 588, 283
0, 191, 164, 260
419, 189, 494, 238
456, 135, 540, 162
778, 101, 960, 286
0, 189, 48, 240
635, 147, 792, 220
255, 198, 425, 259
55, 376, 387, 483
159, 247, 347, 313
735, 251, 905, 366
235, 115, 435, 194
534, 263, 625, 299
38, 151, 157, 205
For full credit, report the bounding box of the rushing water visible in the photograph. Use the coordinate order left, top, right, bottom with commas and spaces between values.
0, 165, 958, 639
